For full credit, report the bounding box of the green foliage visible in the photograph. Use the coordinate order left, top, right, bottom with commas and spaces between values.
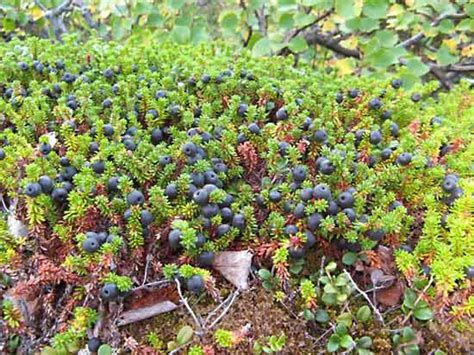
97, 344, 113, 355
253, 333, 287, 354
50, 307, 97, 352
176, 325, 194, 345
392, 327, 420, 355
0, 0, 472, 88
402, 288, 434, 321
320, 263, 354, 305
214, 329, 234, 348
102, 273, 132, 292
0, 33, 471, 354
146, 331, 164, 350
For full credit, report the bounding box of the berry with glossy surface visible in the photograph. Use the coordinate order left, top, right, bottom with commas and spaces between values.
52, 188, 68, 202
313, 184, 331, 201
396, 153, 412, 166
38, 176, 54, 194
187, 275, 204, 294
24, 182, 42, 197
127, 190, 145, 205
88, 338, 102, 352
83, 237, 100, 253
140, 210, 154, 226
276, 107, 288, 120
337, 191, 354, 209
168, 230, 182, 250
101, 283, 119, 301
198, 251, 215, 268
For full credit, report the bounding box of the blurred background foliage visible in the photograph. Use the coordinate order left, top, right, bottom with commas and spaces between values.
0, 0, 473, 89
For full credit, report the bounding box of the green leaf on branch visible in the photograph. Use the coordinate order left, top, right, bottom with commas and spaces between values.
356, 305, 372, 322
406, 57, 430, 76
363, 0, 389, 19
413, 307, 433, 321
327, 334, 340, 352
220, 11, 239, 32
335, 0, 357, 19
252, 38, 273, 57
171, 25, 191, 44
436, 46, 459, 66
288, 36, 308, 52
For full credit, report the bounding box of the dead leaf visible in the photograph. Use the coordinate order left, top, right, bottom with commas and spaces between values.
376, 281, 404, 306
116, 300, 178, 326
213, 251, 253, 290
8, 214, 28, 238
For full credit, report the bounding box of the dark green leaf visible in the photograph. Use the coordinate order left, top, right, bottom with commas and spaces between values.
303, 309, 315, 321
413, 307, 433, 321
342, 252, 357, 265
406, 57, 430, 76
337, 312, 353, 328
168, 0, 185, 11
356, 305, 371, 323
402, 327, 417, 343
252, 38, 273, 57
176, 325, 193, 345
340, 334, 354, 349
220, 11, 239, 31
357, 336, 373, 349
288, 36, 308, 52
375, 30, 398, 48
258, 269, 272, 280
436, 46, 458, 66
279, 13, 294, 30
147, 13, 164, 27
315, 309, 330, 323
327, 334, 340, 353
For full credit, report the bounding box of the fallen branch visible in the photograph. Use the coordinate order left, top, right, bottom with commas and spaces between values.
169, 341, 193, 355
207, 290, 240, 329
116, 300, 178, 326
311, 325, 335, 348
400, 12, 467, 48
133, 279, 169, 291
304, 30, 361, 59
175, 278, 203, 335
344, 269, 385, 326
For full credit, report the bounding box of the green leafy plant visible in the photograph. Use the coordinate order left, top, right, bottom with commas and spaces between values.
214, 329, 234, 349
392, 327, 420, 355
402, 288, 434, 321
253, 333, 287, 354
319, 262, 355, 305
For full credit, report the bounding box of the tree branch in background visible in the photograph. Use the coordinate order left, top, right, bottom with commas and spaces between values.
239, 0, 253, 47
34, 0, 74, 40
74, 0, 98, 29
304, 29, 361, 59
254, 5, 267, 37
401, 12, 467, 48
292, 10, 332, 40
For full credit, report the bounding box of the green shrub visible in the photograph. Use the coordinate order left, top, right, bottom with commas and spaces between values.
0, 35, 472, 352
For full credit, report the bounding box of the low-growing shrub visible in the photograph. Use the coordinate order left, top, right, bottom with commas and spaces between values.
0, 35, 472, 353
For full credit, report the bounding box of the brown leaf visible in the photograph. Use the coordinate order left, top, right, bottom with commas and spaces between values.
213, 251, 253, 290
376, 281, 404, 306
